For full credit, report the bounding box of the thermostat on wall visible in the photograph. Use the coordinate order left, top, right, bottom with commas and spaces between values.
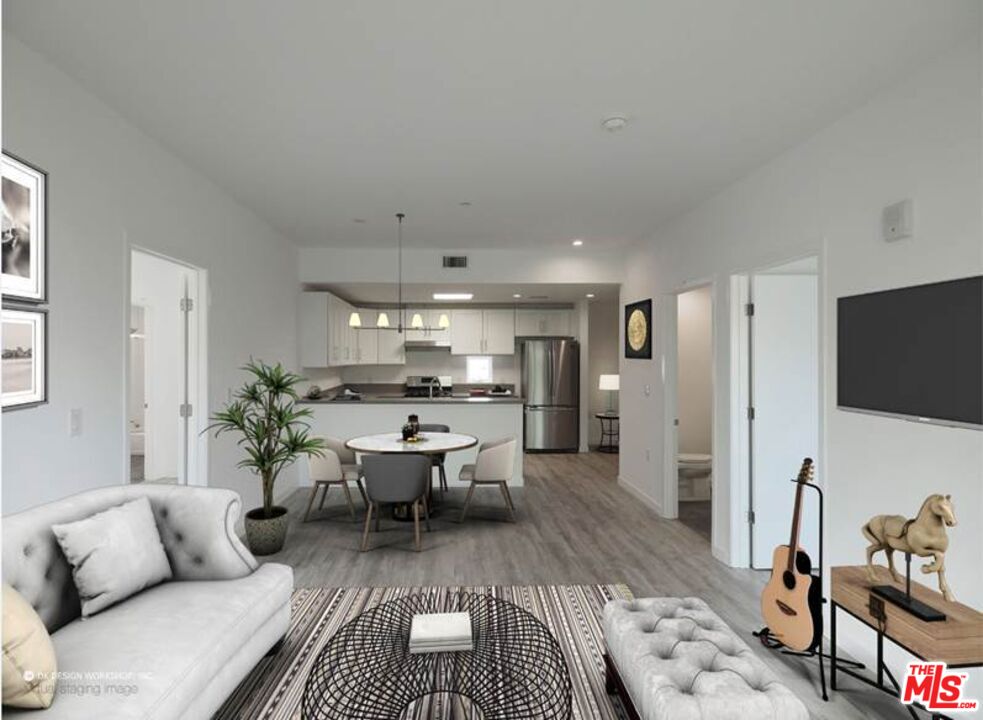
882, 199, 913, 242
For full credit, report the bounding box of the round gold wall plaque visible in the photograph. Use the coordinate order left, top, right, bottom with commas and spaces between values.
627, 308, 648, 351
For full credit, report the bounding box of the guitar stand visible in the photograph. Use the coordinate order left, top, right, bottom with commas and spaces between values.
753, 478, 864, 702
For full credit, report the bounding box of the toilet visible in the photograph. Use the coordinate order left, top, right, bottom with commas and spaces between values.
678, 453, 712, 501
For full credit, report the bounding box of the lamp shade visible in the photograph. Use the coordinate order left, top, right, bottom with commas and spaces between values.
348, 311, 362, 328
598, 374, 620, 391
410, 313, 424, 329
437, 313, 450, 329
376, 312, 390, 328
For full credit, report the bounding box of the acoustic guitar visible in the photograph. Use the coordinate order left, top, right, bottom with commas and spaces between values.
760, 458, 822, 652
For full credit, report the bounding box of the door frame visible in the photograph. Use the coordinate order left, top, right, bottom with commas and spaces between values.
735, 251, 825, 569
660, 278, 717, 542
124, 246, 209, 486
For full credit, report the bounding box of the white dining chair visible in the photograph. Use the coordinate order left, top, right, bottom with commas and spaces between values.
303, 436, 368, 522
458, 436, 518, 523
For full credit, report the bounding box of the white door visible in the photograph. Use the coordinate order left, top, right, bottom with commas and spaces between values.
750, 272, 819, 568
130, 250, 202, 485
450, 310, 484, 354
483, 310, 516, 354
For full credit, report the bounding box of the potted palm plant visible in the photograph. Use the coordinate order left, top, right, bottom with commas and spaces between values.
208, 360, 324, 555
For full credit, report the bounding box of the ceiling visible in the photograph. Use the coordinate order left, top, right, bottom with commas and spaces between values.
310, 282, 620, 306
6, 1, 978, 250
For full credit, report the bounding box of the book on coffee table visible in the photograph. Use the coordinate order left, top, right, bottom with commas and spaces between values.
409, 612, 473, 654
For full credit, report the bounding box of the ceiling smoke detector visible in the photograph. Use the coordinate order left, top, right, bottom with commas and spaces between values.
601, 115, 628, 132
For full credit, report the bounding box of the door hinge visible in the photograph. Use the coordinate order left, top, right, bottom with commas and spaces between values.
179, 403, 193, 418
748, 510, 756, 524
747, 406, 755, 420
745, 302, 754, 317
180, 297, 194, 312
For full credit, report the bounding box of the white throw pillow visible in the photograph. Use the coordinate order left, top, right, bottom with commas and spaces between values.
52, 497, 172, 617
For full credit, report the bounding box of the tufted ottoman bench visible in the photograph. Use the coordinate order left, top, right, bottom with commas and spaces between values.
603, 597, 808, 720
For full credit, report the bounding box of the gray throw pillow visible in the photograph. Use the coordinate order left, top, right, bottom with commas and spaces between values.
52, 497, 172, 617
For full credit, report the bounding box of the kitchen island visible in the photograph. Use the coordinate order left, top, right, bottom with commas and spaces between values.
299, 395, 524, 487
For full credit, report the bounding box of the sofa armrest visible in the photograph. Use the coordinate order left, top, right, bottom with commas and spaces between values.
145, 485, 259, 580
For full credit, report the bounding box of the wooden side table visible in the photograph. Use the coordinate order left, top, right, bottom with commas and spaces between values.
831, 565, 983, 719
595, 413, 619, 454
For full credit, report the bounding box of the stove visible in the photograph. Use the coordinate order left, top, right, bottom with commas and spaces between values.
404, 375, 453, 398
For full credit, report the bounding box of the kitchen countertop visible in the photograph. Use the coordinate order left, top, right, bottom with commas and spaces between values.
300, 393, 524, 405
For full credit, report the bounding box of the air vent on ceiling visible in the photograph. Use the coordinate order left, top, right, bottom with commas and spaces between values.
442, 255, 468, 268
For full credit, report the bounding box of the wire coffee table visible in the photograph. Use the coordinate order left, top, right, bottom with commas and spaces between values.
302, 592, 572, 719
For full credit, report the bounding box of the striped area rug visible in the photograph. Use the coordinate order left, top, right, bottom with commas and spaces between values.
215, 584, 632, 719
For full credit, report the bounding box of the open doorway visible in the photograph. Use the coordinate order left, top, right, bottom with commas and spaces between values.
746, 256, 820, 568
128, 248, 206, 485
675, 286, 713, 541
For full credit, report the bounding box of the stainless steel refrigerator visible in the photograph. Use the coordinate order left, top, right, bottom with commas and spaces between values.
521, 338, 580, 452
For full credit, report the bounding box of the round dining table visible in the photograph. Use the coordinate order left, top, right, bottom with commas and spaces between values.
346, 431, 479, 456
346, 432, 479, 518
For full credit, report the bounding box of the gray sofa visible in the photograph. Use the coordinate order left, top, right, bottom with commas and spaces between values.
2, 484, 292, 720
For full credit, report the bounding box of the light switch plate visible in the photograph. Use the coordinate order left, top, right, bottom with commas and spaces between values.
69, 408, 83, 437
882, 199, 913, 242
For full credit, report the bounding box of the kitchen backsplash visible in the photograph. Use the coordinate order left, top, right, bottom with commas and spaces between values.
303, 351, 519, 388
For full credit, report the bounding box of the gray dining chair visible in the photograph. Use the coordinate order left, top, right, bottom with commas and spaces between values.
360, 454, 432, 552
459, 436, 518, 523
303, 436, 368, 522
417, 423, 450, 495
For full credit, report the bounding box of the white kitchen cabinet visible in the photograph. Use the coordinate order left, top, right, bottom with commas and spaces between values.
450, 309, 484, 354
450, 309, 515, 355
299, 292, 330, 367
403, 308, 451, 343
515, 309, 572, 337
355, 310, 405, 365
483, 310, 516, 354
376, 322, 406, 364
327, 294, 349, 365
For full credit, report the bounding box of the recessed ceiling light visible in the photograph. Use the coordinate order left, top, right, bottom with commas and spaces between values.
433, 292, 473, 301
571, 239, 584, 247
601, 115, 628, 132
586, 293, 595, 298
512, 293, 522, 299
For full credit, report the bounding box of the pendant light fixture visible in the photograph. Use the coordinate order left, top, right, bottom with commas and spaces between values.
349, 213, 406, 332
395, 213, 405, 333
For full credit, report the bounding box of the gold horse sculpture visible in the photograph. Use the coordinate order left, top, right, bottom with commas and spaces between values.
862, 494, 957, 602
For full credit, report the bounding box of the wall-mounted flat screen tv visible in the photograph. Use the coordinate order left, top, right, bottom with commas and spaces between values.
837, 275, 982, 429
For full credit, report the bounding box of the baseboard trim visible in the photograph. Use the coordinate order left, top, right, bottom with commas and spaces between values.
711, 544, 730, 565
617, 475, 664, 517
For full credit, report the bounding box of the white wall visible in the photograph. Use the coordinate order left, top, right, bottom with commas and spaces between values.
619, 36, 982, 682
2, 37, 300, 513
587, 299, 619, 446
299, 246, 625, 285
676, 287, 712, 455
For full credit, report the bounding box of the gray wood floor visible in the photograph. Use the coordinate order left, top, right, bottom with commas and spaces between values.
273, 451, 905, 719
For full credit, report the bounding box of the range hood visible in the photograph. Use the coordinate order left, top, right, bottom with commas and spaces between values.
404, 339, 451, 350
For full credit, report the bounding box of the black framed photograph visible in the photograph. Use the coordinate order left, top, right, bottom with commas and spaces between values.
624, 298, 652, 359
2, 305, 47, 410
2, 152, 47, 303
